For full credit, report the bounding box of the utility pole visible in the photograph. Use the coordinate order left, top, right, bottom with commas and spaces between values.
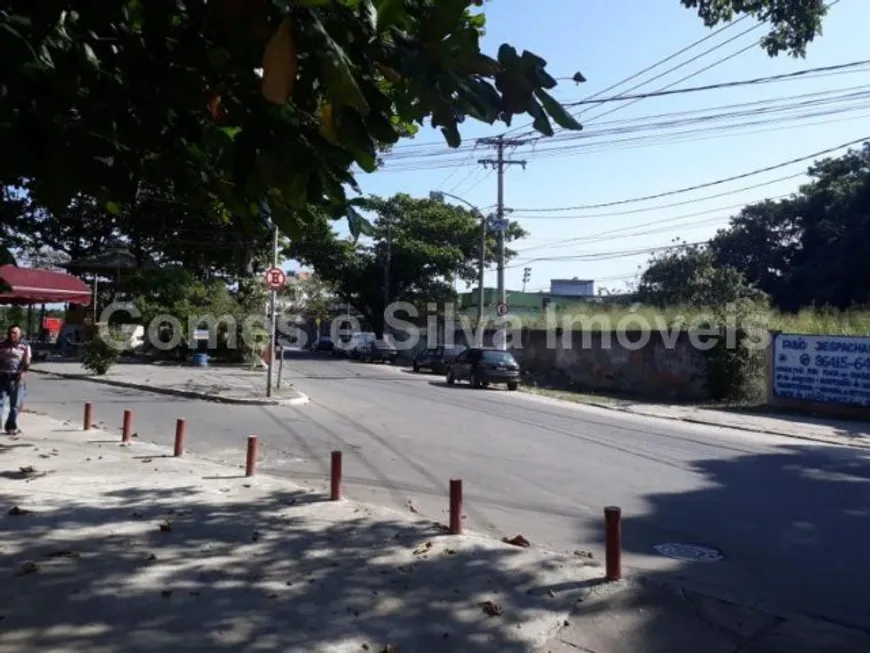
381, 207, 394, 336
478, 136, 527, 309
478, 135, 526, 347
266, 223, 279, 398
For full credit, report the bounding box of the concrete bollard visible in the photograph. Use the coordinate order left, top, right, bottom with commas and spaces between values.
605, 506, 622, 581
121, 409, 133, 443
330, 451, 343, 501
174, 418, 186, 457
245, 435, 258, 477
83, 402, 93, 431
449, 479, 463, 535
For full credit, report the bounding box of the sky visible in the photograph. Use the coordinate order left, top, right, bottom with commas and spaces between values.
300, 0, 870, 297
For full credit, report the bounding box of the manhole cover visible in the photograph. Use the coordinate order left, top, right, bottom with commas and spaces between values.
654, 543, 724, 562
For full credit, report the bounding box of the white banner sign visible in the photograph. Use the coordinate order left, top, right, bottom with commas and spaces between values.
773, 333, 870, 407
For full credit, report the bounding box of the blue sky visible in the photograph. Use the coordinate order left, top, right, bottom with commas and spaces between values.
299, 0, 870, 296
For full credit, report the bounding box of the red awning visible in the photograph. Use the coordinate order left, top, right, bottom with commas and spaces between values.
0, 264, 92, 305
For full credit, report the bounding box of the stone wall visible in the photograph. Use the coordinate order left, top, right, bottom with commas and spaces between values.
444, 328, 711, 401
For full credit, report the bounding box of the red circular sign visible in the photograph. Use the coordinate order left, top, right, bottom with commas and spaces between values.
264, 267, 286, 289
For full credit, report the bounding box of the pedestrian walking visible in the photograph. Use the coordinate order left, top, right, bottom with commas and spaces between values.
0, 324, 31, 435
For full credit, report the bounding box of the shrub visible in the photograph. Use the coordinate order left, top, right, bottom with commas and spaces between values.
81, 334, 121, 375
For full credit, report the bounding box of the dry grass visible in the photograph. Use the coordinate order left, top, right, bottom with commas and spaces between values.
488, 304, 870, 335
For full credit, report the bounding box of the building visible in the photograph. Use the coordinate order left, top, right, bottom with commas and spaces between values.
549, 278, 594, 297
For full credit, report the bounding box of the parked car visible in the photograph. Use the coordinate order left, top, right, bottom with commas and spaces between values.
311, 336, 334, 353
356, 338, 398, 364
446, 348, 520, 390
412, 345, 466, 373
347, 332, 376, 359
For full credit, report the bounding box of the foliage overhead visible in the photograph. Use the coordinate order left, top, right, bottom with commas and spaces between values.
285, 193, 526, 334
0, 0, 583, 235
680, 0, 829, 57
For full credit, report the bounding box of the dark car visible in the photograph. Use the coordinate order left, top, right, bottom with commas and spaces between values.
412, 345, 466, 373
357, 338, 397, 364
311, 336, 334, 353
446, 348, 520, 390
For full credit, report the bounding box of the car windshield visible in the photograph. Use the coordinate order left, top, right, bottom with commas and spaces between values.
482, 350, 516, 364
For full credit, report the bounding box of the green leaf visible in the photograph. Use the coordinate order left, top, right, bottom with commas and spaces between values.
105, 200, 121, 215
337, 109, 378, 172
310, 14, 370, 113
360, 0, 378, 32
375, 0, 406, 30
347, 206, 376, 240
525, 98, 552, 137
534, 88, 582, 131
572, 71, 587, 83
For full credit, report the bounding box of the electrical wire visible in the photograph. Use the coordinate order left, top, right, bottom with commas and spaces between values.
511, 135, 869, 212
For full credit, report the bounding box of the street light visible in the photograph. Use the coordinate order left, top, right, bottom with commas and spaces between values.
429, 191, 488, 340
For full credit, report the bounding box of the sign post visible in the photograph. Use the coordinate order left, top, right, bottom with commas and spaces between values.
264, 258, 285, 397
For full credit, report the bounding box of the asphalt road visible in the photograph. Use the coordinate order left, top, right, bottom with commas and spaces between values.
21, 352, 870, 631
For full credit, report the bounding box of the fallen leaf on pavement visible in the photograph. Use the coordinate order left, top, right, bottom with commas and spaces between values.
146, 553, 158, 562
406, 500, 418, 514
44, 549, 80, 559
412, 541, 432, 555
502, 534, 531, 548
18, 466, 36, 475
8, 506, 32, 517
573, 549, 594, 559
158, 520, 173, 532
17, 561, 39, 575
480, 600, 504, 617
140, 458, 153, 463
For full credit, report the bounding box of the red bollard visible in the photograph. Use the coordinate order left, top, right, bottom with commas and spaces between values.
121, 409, 133, 443
449, 479, 463, 535
245, 435, 258, 477
330, 451, 343, 501
174, 419, 186, 457
83, 402, 93, 431
605, 506, 622, 581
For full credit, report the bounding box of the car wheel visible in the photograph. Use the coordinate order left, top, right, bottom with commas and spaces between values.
446, 371, 455, 386
507, 381, 519, 391
470, 373, 481, 389
412, 362, 419, 372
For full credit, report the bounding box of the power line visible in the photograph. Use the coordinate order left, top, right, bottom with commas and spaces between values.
503, 14, 754, 136
507, 240, 707, 268
559, 59, 870, 108
512, 135, 869, 212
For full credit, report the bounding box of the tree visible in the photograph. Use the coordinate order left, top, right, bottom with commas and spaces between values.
637, 239, 767, 308
1, 1, 583, 235
282, 272, 335, 321
285, 193, 526, 335
681, 0, 829, 57
701, 143, 870, 311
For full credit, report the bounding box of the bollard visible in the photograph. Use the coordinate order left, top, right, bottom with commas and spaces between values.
83, 402, 93, 431
122, 409, 133, 443
245, 435, 258, 477
174, 418, 186, 457
330, 451, 342, 501
604, 506, 622, 581
449, 479, 463, 535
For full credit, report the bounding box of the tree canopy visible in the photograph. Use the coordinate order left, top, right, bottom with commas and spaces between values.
638, 142, 870, 311
680, 0, 828, 57
285, 193, 525, 334
1, 0, 585, 236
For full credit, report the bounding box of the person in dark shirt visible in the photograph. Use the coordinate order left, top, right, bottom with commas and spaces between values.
0, 324, 31, 434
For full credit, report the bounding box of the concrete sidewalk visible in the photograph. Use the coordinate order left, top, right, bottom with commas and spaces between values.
0, 414, 600, 652
524, 389, 870, 450
30, 361, 309, 406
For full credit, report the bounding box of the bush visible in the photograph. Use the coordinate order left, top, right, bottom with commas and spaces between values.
81, 334, 121, 375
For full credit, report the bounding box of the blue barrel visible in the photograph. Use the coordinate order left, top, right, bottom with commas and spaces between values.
191, 352, 209, 367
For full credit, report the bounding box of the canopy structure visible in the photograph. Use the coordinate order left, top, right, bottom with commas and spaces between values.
0, 264, 92, 305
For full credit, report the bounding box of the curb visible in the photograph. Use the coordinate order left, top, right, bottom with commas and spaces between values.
30, 369, 310, 407
584, 400, 870, 450
521, 389, 870, 450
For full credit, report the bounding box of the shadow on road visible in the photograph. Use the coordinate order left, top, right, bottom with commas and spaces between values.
582, 442, 870, 637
